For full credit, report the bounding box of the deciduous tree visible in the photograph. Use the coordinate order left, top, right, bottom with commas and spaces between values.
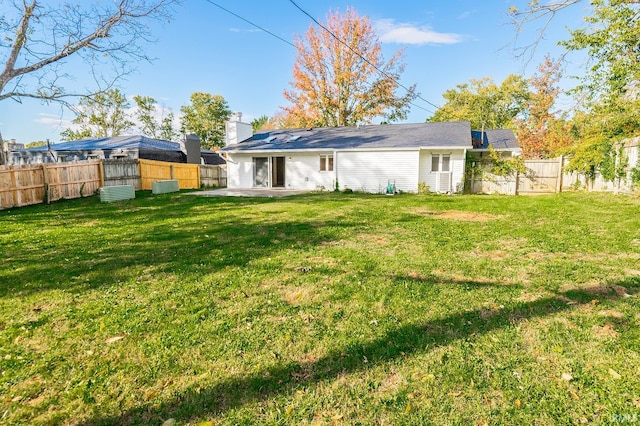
25, 140, 47, 148
133, 96, 160, 138
0, 0, 180, 104
180, 92, 231, 149
515, 57, 575, 158
509, 0, 640, 142
251, 115, 270, 132
61, 89, 133, 140
133, 95, 178, 140
427, 75, 529, 130
159, 113, 179, 141
282, 8, 416, 128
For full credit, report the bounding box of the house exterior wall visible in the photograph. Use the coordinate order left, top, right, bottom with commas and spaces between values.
285, 154, 334, 190
337, 150, 419, 193
226, 154, 254, 188
227, 149, 468, 193
418, 150, 466, 193
226, 153, 335, 190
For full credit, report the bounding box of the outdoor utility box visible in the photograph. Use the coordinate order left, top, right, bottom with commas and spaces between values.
99, 185, 135, 202
152, 179, 179, 194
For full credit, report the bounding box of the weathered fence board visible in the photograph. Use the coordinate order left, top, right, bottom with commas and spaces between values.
0, 161, 101, 209
519, 159, 562, 194
469, 158, 564, 195
469, 140, 639, 195
1, 157, 229, 210
103, 159, 141, 189
200, 164, 227, 187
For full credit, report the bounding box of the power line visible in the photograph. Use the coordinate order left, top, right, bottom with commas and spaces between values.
287, 0, 441, 112
203, 0, 438, 116
203, 0, 296, 48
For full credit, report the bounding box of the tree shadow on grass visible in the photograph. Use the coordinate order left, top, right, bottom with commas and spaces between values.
82, 281, 636, 426
0, 195, 361, 298
0, 218, 351, 298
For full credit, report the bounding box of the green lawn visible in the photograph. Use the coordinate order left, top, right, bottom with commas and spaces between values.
1, 191, 639, 425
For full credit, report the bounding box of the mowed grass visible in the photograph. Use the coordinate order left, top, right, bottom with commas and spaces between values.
1, 191, 639, 425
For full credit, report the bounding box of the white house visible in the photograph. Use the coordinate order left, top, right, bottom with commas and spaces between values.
221, 120, 515, 194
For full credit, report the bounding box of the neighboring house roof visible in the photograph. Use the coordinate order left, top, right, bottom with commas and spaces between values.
14, 135, 225, 165
471, 129, 520, 150
25, 135, 184, 152
221, 121, 472, 152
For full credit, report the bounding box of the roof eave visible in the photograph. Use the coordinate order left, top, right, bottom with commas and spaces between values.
224, 145, 470, 154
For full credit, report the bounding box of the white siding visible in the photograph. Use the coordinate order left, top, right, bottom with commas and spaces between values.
285, 154, 334, 190
419, 150, 466, 193
226, 154, 254, 189
337, 151, 419, 193
227, 153, 335, 190
227, 149, 466, 193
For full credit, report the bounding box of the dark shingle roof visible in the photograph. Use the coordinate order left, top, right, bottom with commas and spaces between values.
220, 122, 472, 152
471, 129, 520, 150
24, 135, 220, 156
26, 135, 182, 152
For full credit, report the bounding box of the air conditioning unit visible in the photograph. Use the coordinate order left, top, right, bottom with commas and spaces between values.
99, 185, 135, 202
152, 179, 179, 194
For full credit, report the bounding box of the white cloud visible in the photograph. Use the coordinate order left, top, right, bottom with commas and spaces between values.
457, 10, 476, 20
34, 113, 71, 128
375, 19, 464, 45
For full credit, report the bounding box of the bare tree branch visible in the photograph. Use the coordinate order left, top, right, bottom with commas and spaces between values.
0, 0, 181, 103
507, 0, 582, 62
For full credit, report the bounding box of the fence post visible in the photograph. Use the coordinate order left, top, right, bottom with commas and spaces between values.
42, 163, 50, 204
9, 166, 18, 207
556, 155, 564, 193
98, 160, 105, 188
514, 170, 520, 195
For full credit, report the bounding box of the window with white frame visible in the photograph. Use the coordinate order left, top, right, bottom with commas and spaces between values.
431, 154, 451, 172
320, 154, 334, 171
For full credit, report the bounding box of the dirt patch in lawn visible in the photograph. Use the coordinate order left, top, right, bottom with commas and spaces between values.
361, 234, 390, 246
283, 286, 316, 306
470, 249, 510, 261
409, 208, 501, 222
375, 371, 404, 395
437, 210, 501, 221
598, 310, 625, 319
592, 324, 618, 338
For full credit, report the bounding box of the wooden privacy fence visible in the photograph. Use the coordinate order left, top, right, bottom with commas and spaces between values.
200, 164, 227, 187
102, 159, 226, 190
103, 159, 141, 189
139, 159, 200, 190
1, 157, 226, 210
469, 157, 565, 195
469, 150, 638, 195
0, 161, 102, 209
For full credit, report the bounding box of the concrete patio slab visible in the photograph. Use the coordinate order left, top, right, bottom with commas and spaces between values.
191, 188, 313, 198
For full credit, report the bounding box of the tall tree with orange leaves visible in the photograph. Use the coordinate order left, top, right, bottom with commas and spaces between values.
516, 57, 575, 158
282, 8, 416, 128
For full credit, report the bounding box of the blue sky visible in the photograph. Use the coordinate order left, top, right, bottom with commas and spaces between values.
0, 0, 588, 144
